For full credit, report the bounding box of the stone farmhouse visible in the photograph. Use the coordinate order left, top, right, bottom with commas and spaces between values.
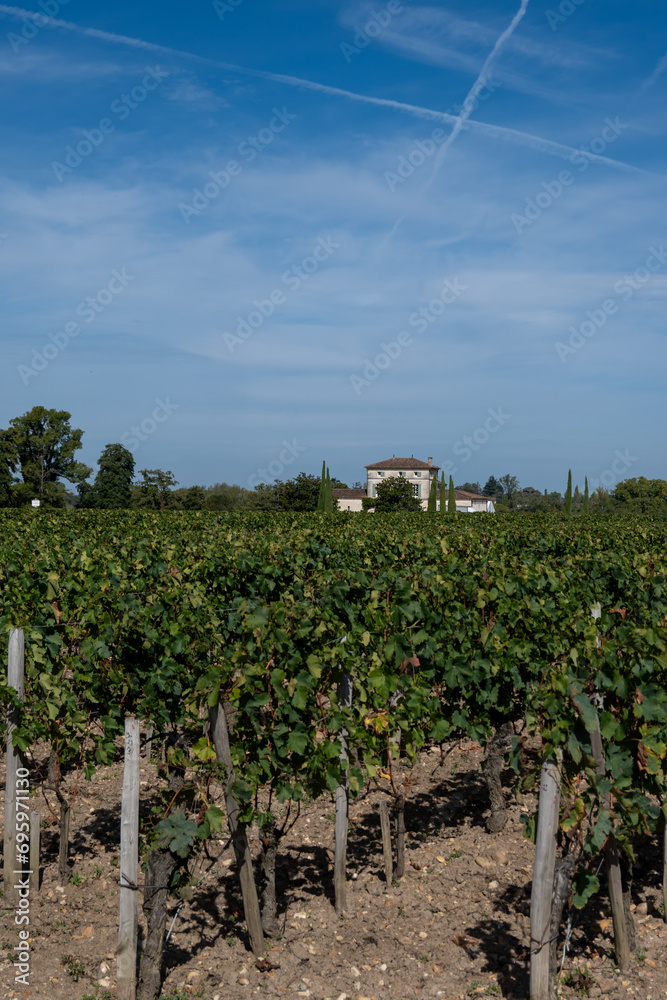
332, 457, 496, 512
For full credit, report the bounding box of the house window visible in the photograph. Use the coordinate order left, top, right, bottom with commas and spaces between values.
399, 471, 405, 477
413, 484, 421, 498
414, 471, 421, 477
378, 471, 385, 476
372, 484, 376, 497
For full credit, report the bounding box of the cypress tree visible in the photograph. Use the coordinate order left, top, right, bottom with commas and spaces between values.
317, 460, 326, 512
439, 473, 446, 515
426, 471, 437, 512
564, 469, 573, 516
583, 476, 589, 514
324, 467, 334, 513
448, 475, 457, 514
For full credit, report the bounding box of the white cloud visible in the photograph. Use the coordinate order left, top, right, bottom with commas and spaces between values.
166, 78, 229, 110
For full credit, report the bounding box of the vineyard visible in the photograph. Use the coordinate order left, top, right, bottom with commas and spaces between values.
1, 510, 667, 1000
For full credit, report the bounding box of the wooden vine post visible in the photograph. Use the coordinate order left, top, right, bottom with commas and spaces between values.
117, 718, 140, 1000
29, 813, 40, 893
4, 629, 25, 909
530, 753, 561, 1000
590, 721, 630, 969
334, 672, 352, 915
589, 603, 630, 970
379, 800, 393, 885
395, 791, 406, 879
209, 700, 264, 956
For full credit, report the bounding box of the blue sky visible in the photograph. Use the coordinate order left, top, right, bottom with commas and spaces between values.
1, 0, 666, 494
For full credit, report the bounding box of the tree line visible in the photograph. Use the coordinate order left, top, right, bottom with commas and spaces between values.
0, 407, 347, 511
0, 406, 665, 514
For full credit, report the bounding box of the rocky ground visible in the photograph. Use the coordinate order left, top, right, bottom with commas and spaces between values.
1, 737, 666, 1000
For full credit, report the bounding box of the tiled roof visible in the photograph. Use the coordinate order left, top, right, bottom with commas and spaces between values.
365, 457, 439, 471
438, 489, 488, 501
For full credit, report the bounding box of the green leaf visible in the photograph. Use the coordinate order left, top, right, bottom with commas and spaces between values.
155, 813, 199, 858
429, 719, 451, 742
573, 692, 598, 734
198, 805, 225, 840
306, 654, 322, 679
192, 737, 217, 762
286, 730, 309, 755
568, 731, 582, 765
599, 712, 620, 741
292, 684, 308, 710
573, 872, 600, 908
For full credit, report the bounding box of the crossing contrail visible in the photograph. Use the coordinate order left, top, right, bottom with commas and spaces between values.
427, 0, 531, 189
0, 3, 650, 176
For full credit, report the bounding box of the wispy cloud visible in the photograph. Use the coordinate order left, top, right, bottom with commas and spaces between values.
0, 3, 648, 178
166, 79, 228, 110
345, 3, 603, 70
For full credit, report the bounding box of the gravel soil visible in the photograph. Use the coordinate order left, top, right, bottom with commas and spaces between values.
1, 737, 666, 1000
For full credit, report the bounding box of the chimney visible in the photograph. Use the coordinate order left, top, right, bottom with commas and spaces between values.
427, 456, 432, 466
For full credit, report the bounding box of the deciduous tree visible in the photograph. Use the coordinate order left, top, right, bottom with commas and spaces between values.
498, 474, 519, 507
132, 469, 179, 511
80, 443, 135, 509
0, 430, 16, 508
275, 472, 321, 511
612, 477, 667, 514
363, 475, 422, 512
3, 406, 91, 508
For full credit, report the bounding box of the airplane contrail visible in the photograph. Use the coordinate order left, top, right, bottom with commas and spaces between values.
0, 3, 650, 177
642, 50, 667, 91
427, 0, 531, 189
